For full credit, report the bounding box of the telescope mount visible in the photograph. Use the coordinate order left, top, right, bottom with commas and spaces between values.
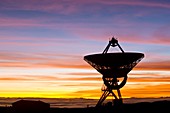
84, 37, 144, 107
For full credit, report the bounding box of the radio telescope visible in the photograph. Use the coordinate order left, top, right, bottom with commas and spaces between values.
84, 37, 144, 107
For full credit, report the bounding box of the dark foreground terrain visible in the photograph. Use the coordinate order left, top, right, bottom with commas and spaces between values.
0, 100, 169, 113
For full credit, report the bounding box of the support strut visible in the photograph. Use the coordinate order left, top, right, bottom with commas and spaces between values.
96, 36, 125, 107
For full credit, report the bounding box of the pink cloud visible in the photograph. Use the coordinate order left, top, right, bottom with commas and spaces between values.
73, 30, 170, 46
1, 0, 170, 15
0, 51, 87, 69
0, 0, 80, 14
0, 14, 169, 46
0, 37, 68, 47
152, 25, 170, 45
99, 0, 170, 9
0, 17, 42, 27
0, 16, 74, 28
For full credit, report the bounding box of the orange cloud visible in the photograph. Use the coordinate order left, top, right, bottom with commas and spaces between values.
61, 82, 101, 87
63, 72, 100, 76
0, 62, 31, 68
62, 83, 170, 98
0, 50, 170, 71
138, 61, 170, 71
121, 84, 170, 98
128, 77, 170, 82
0, 75, 62, 82
0, 77, 32, 81
60, 77, 101, 82
67, 89, 101, 99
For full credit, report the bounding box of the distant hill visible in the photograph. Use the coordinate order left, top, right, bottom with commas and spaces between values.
50, 100, 170, 113
0, 100, 170, 113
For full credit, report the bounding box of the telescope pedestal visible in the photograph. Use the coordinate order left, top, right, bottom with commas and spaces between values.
96, 77, 124, 107
96, 88, 122, 107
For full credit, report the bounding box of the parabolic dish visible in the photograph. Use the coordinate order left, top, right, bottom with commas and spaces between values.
84, 52, 144, 78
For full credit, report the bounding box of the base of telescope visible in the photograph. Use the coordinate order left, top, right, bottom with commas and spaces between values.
96, 88, 123, 107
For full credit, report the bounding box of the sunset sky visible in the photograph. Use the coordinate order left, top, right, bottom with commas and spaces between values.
0, 0, 170, 99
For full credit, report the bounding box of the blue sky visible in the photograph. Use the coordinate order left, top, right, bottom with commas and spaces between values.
0, 0, 170, 98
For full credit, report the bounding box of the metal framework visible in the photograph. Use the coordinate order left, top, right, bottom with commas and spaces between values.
84, 37, 144, 107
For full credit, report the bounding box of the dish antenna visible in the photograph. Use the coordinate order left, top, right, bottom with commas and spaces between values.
84, 37, 144, 107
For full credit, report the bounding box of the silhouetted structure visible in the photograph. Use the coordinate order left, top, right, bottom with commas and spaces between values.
84, 37, 144, 107
1, 100, 170, 113
12, 100, 50, 112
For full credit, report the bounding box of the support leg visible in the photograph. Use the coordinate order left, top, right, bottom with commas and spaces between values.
96, 90, 110, 107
